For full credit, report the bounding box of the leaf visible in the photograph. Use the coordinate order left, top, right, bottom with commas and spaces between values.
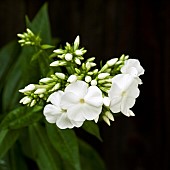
46, 123, 81, 170
26, 3, 52, 44
82, 121, 103, 141
0, 129, 20, 159
29, 124, 62, 170
0, 41, 20, 82
7, 143, 29, 170
0, 106, 43, 130
79, 139, 106, 170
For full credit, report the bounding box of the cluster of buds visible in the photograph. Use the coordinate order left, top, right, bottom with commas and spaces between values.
17, 28, 41, 46
19, 31, 144, 128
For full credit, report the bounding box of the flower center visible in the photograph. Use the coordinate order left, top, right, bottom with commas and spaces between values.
121, 91, 127, 96
80, 98, 85, 104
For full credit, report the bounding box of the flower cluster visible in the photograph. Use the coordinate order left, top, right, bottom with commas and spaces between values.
19, 33, 144, 129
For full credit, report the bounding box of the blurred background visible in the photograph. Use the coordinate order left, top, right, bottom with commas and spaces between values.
0, 0, 170, 169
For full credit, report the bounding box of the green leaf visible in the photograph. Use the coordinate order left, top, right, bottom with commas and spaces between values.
82, 121, 103, 141
79, 139, 106, 170
0, 41, 20, 82
0, 129, 20, 159
26, 3, 52, 44
7, 143, 29, 170
46, 123, 81, 170
0, 106, 43, 130
29, 124, 62, 170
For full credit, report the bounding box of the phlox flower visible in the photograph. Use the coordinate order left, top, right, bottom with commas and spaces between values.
60, 80, 103, 122
108, 74, 139, 117
121, 59, 144, 84
43, 91, 83, 129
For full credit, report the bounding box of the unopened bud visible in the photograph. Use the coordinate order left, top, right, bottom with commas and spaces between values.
65, 53, 73, 61
107, 58, 118, 67
103, 97, 110, 107
98, 73, 110, 79
75, 50, 83, 56
85, 76, 92, 83
34, 88, 46, 94
55, 72, 66, 79
67, 75, 77, 83
91, 80, 97, 86
103, 115, 111, 126
39, 78, 53, 83
105, 111, 114, 121
75, 58, 81, 65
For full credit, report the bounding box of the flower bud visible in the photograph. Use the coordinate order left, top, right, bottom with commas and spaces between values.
91, 80, 97, 86
98, 73, 110, 79
34, 88, 46, 94
94, 115, 99, 123
65, 53, 73, 61
20, 96, 32, 105
50, 61, 60, 66
75, 50, 83, 56
105, 111, 114, 121
19, 84, 35, 93
55, 72, 66, 79
102, 115, 111, 126
67, 75, 77, 83
75, 58, 81, 65
30, 99, 36, 107
39, 78, 53, 83
85, 76, 92, 83
53, 49, 64, 54
74, 35, 80, 50
106, 58, 118, 67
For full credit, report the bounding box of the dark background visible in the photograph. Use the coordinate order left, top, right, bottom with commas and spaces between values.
0, 0, 170, 170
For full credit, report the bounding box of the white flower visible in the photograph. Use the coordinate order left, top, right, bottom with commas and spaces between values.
108, 74, 139, 117
121, 59, 144, 77
85, 76, 92, 83
43, 91, 83, 129
60, 81, 103, 122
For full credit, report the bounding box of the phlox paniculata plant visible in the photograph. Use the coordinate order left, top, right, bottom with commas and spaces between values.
18, 29, 144, 129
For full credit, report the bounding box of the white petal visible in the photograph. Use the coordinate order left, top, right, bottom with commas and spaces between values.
109, 96, 122, 113
43, 104, 61, 123
56, 113, 74, 129
47, 91, 64, 106
84, 86, 103, 107
121, 59, 144, 76
70, 120, 84, 128
60, 92, 80, 109
82, 104, 102, 120
103, 97, 110, 107
67, 104, 85, 121
65, 80, 88, 98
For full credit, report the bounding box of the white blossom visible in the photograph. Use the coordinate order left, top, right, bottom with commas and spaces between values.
44, 91, 83, 129
108, 74, 139, 117
121, 59, 144, 77
60, 81, 103, 122
75, 50, 83, 56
